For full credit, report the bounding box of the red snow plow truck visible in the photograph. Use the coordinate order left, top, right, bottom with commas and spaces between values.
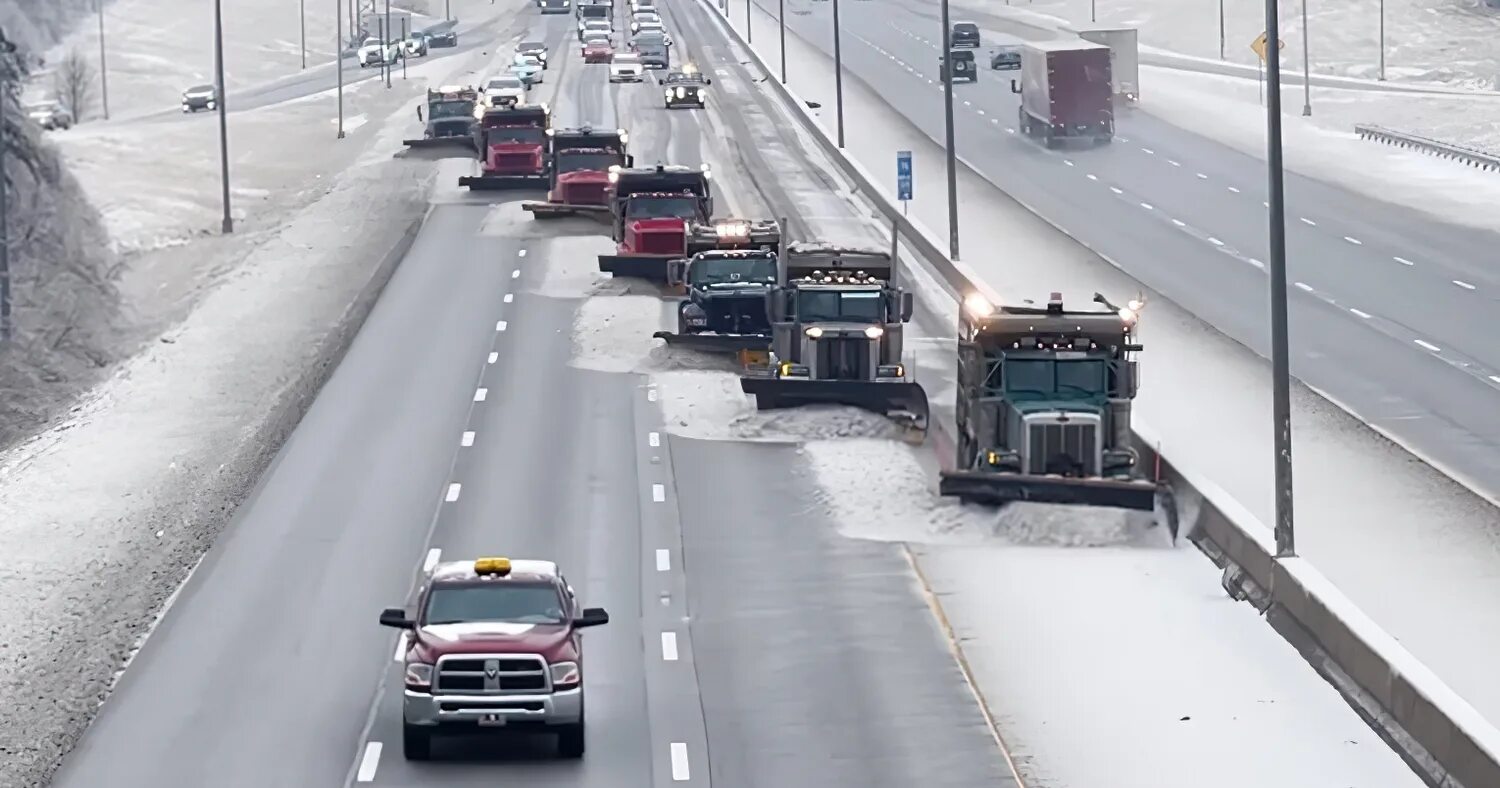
458, 104, 552, 190
522, 126, 633, 219
596, 164, 777, 283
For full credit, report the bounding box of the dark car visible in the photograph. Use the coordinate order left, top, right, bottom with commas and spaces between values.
181, 83, 218, 112
990, 45, 1021, 70
632, 32, 670, 69
428, 29, 458, 47
517, 40, 549, 68
538, 0, 572, 12
663, 69, 710, 108
939, 49, 976, 83
951, 22, 980, 48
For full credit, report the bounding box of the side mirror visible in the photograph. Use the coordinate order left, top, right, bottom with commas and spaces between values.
574, 607, 610, 628
1010, 79, 1021, 94
901, 292, 914, 322
626, 154, 636, 166
705, 77, 713, 84
379, 607, 415, 629
416, 105, 424, 121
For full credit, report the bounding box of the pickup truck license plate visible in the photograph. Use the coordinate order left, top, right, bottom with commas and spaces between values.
478, 714, 508, 727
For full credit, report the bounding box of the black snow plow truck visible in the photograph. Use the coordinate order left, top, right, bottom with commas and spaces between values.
597, 165, 777, 284
739, 242, 929, 441
937, 291, 1179, 540
651, 220, 784, 359
403, 86, 479, 149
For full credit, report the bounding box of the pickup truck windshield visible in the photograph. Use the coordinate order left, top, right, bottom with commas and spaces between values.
424, 582, 566, 625
429, 100, 472, 118
797, 290, 883, 323
556, 152, 620, 172
625, 195, 699, 219
1004, 358, 1107, 399
692, 257, 776, 286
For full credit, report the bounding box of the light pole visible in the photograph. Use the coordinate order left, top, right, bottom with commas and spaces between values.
336, 0, 346, 138
939, 0, 959, 260
400, 16, 408, 80
1261, 0, 1294, 557
300, 0, 307, 69
1378, 0, 1386, 81
1218, 0, 1225, 60
446, 0, 451, 20
0, 33, 15, 343
1090, 0, 1096, 23
97, 1, 110, 120
1300, 0, 1311, 115
384, 0, 392, 88
214, 0, 234, 233
832, 0, 845, 147
779, 0, 787, 82
746, 0, 753, 44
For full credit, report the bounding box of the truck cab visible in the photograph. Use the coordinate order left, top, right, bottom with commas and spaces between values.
547, 126, 632, 207
415, 85, 478, 141
380, 556, 610, 761
607, 164, 713, 255
459, 104, 552, 189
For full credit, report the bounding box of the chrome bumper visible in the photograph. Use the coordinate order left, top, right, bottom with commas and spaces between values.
403, 688, 583, 727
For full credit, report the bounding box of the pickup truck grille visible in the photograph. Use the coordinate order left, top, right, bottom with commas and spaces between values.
1025, 420, 1099, 476
434, 654, 548, 694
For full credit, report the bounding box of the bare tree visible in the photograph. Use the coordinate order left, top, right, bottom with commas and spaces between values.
51, 48, 93, 123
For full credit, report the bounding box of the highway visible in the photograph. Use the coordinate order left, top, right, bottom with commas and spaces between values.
748, 0, 1500, 503
48, 5, 1014, 787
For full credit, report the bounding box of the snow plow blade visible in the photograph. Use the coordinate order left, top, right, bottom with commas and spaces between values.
403, 137, 475, 150
739, 377, 930, 439
458, 175, 548, 190
522, 201, 612, 219
938, 472, 1179, 541
652, 331, 770, 355
598, 255, 671, 282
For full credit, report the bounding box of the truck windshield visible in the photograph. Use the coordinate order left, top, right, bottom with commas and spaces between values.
429, 100, 472, 119
625, 195, 699, 219
424, 582, 566, 625
488, 127, 545, 144
1004, 358, 1107, 399
582, 6, 609, 16
797, 290, 884, 322
557, 152, 620, 172
691, 256, 776, 286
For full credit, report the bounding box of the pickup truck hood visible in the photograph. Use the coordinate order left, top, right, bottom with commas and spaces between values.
416, 622, 572, 655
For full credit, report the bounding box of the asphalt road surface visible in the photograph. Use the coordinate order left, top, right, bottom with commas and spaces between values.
50, 5, 1014, 787
751, 0, 1500, 500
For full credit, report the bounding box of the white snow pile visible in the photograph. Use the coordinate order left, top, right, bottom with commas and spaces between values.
650, 370, 912, 441
529, 234, 618, 299
569, 295, 668, 372
804, 439, 1168, 548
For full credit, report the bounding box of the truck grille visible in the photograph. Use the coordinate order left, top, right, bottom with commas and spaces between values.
705, 295, 765, 333
434, 654, 548, 694
564, 182, 608, 205
815, 336, 871, 380
1026, 420, 1099, 476
433, 121, 469, 137
634, 229, 685, 255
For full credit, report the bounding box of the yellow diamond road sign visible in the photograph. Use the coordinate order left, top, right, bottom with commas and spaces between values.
1250, 32, 1286, 62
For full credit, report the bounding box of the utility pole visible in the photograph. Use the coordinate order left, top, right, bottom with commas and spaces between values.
300, 0, 308, 69
778, 0, 787, 83
400, 16, 408, 80
0, 33, 15, 343
384, 0, 392, 89
336, 0, 346, 137
214, 0, 234, 233
939, 0, 959, 260
1300, 0, 1311, 115
746, 0, 752, 44
97, 1, 110, 120
832, 0, 845, 147
1261, 0, 1295, 557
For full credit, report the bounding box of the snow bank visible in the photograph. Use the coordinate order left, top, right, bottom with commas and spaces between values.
530, 234, 618, 299
569, 295, 670, 373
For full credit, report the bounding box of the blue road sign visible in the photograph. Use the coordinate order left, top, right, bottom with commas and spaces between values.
896, 150, 913, 201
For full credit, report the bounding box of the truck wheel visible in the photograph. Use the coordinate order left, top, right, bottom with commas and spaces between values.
557, 722, 586, 759
403, 724, 433, 760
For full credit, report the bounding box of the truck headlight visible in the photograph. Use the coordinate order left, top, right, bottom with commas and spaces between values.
405, 662, 434, 690
674, 86, 685, 98
550, 660, 581, 689
805, 326, 823, 338
864, 326, 884, 339
665, 89, 674, 99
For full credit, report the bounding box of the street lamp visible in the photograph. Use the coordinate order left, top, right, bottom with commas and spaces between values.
336, 0, 346, 138
746, 0, 752, 44
1260, 0, 1295, 556
214, 0, 234, 233
0, 33, 15, 343
1378, 0, 1386, 81
1218, 0, 1226, 60
939, 0, 959, 260
1300, 0, 1311, 115
832, 0, 845, 147
384, 0, 392, 89
300, 0, 308, 69
779, 0, 786, 83
97, 1, 110, 120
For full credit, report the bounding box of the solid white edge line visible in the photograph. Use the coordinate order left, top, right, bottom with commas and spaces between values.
1415, 339, 1441, 352
652, 483, 666, 502
649, 431, 661, 447
423, 548, 442, 572
656, 548, 670, 571
461, 431, 475, 447
356, 741, 382, 782
661, 631, 679, 661
445, 483, 462, 502
670, 742, 690, 780
474, 388, 488, 401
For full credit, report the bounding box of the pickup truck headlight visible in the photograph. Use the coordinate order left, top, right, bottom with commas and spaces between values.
405, 661, 434, 690
550, 660, 581, 690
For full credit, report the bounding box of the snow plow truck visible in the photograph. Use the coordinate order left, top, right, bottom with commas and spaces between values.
458, 104, 551, 190
522, 126, 633, 218
651, 221, 785, 360
404, 86, 479, 150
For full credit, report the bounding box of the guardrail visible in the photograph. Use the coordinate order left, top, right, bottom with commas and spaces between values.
1355, 124, 1500, 172
693, 2, 1500, 786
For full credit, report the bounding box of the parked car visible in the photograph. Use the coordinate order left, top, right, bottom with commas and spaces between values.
25, 100, 73, 130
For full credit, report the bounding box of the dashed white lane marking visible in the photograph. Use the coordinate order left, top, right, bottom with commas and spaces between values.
1227, 185, 1240, 193
1294, 282, 1314, 292
1248, 258, 1265, 269
393, 633, 408, 661
1086, 173, 1098, 180
1490, 375, 1500, 384
670, 742, 690, 780
1141, 147, 1155, 154
461, 431, 475, 447
474, 388, 489, 401
661, 632, 679, 661
1006, 127, 1015, 133
423, 548, 442, 572
1139, 202, 1153, 210
656, 549, 670, 571
1350, 308, 1372, 319
496, 320, 508, 331
488, 351, 498, 364
1454, 280, 1476, 290
1394, 256, 1415, 266
504, 293, 514, 303
1168, 160, 1181, 167
1208, 237, 1224, 246
1299, 217, 1316, 226
1171, 218, 1186, 227
518, 249, 527, 257
512, 269, 521, 279
445, 483, 462, 502
1109, 186, 1123, 194
652, 483, 666, 502
1343, 236, 1362, 245
356, 742, 382, 782
649, 431, 661, 447
1062, 159, 1074, 166
1415, 339, 1441, 352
